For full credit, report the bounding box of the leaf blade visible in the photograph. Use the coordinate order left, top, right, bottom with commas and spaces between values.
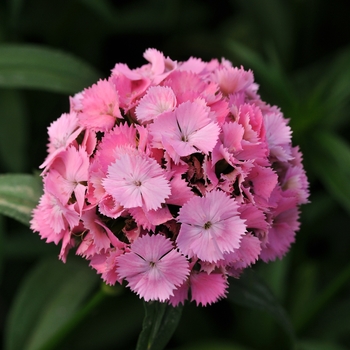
136, 301, 183, 350
0, 45, 100, 94
5, 257, 100, 350
0, 174, 42, 225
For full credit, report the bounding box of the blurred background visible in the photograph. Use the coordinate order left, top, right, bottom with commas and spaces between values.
1, 0, 350, 349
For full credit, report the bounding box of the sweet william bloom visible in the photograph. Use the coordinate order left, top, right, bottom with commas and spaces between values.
103, 152, 171, 211
40, 112, 83, 170
135, 86, 177, 123
150, 99, 220, 163
190, 272, 228, 306
32, 48, 309, 306
117, 234, 189, 302
79, 79, 122, 131
177, 190, 247, 263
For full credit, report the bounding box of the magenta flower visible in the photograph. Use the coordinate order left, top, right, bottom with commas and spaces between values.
117, 234, 189, 302
177, 190, 247, 263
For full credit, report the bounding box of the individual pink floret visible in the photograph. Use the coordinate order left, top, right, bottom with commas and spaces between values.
79, 79, 122, 131
150, 99, 220, 163
44, 146, 89, 214
177, 190, 247, 263
190, 272, 228, 306
135, 86, 177, 123
263, 111, 293, 161
117, 234, 189, 302
40, 112, 83, 170
213, 66, 254, 95
103, 152, 171, 211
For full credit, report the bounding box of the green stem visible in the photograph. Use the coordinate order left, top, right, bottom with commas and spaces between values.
296, 261, 350, 333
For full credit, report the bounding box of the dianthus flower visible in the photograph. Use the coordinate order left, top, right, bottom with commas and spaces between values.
31, 48, 309, 306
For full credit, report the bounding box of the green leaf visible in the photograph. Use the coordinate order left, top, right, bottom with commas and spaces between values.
5, 257, 100, 350
0, 45, 100, 94
312, 130, 350, 214
136, 301, 183, 350
228, 269, 296, 342
0, 173, 42, 225
0, 89, 28, 172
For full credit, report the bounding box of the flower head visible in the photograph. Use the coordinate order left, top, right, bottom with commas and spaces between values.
32, 48, 309, 307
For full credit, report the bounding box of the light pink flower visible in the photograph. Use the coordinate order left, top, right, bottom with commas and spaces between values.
138, 48, 177, 84
264, 111, 293, 161
135, 86, 177, 123
223, 233, 261, 271
40, 112, 83, 170
79, 79, 122, 131
213, 66, 254, 95
190, 272, 228, 306
44, 146, 89, 213
103, 152, 171, 211
150, 99, 220, 163
177, 190, 246, 262
117, 234, 189, 302
89, 248, 126, 286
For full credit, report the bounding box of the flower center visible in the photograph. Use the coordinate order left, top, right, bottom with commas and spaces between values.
204, 221, 212, 229
134, 180, 142, 187
181, 134, 188, 142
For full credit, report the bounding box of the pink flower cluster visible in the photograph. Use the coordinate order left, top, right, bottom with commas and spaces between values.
31, 49, 309, 306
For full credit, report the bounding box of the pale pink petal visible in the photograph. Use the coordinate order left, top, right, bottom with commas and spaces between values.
190, 272, 228, 306
223, 233, 261, 270
117, 234, 189, 302
150, 99, 220, 162
103, 153, 171, 211
264, 112, 293, 161
40, 112, 83, 170
214, 66, 254, 95
135, 86, 176, 123
177, 190, 246, 262
79, 79, 122, 131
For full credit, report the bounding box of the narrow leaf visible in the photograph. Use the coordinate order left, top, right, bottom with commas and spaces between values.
5, 257, 100, 350
0, 173, 42, 225
136, 301, 183, 350
0, 45, 100, 94
228, 269, 296, 342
